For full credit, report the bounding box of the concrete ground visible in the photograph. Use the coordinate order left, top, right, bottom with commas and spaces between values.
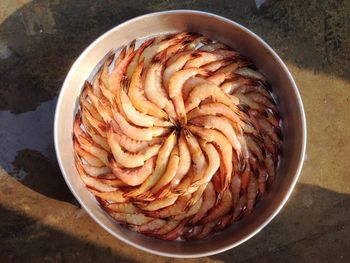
0, 0, 349, 262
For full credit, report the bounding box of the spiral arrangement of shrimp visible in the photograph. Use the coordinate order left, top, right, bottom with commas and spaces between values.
73, 32, 282, 240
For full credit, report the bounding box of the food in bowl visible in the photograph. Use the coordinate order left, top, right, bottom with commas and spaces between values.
73, 32, 282, 240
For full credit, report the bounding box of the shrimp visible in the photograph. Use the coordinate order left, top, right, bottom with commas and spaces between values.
74, 129, 109, 166
182, 76, 210, 98
159, 221, 191, 241
206, 72, 236, 87
230, 174, 241, 208
75, 153, 116, 193
99, 51, 117, 89
186, 125, 233, 191
81, 100, 104, 124
108, 42, 135, 94
129, 219, 167, 233
163, 35, 204, 66
261, 133, 276, 156
107, 44, 136, 115
187, 102, 241, 126
166, 50, 193, 66
198, 42, 228, 51
73, 113, 88, 138
235, 67, 267, 83
128, 59, 168, 119
120, 87, 172, 127
170, 131, 191, 188
98, 82, 117, 110
110, 131, 164, 153
221, 76, 259, 94
82, 108, 107, 137
110, 212, 153, 225
174, 197, 203, 220
257, 167, 267, 196
148, 146, 179, 195
125, 132, 177, 198
126, 38, 154, 79
184, 70, 235, 98
89, 133, 111, 152
246, 176, 258, 215
113, 111, 169, 141
265, 153, 276, 186
144, 61, 177, 121
82, 164, 111, 177
109, 156, 156, 186
185, 35, 210, 51
185, 83, 239, 113
183, 129, 207, 183
168, 67, 210, 123
107, 127, 160, 168
215, 59, 252, 74
201, 58, 233, 72
145, 194, 191, 218
172, 169, 193, 195
79, 111, 100, 139
217, 213, 232, 230
235, 92, 265, 112
86, 86, 116, 124
234, 83, 271, 98
74, 138, 104, 167
153, 36, 196, 64
246, 135, 264, 161
182, 71, 234, 99
140, 32, 190, 67
189, 115, 242, 155
80, 84, 103, 122
246, 92, 276, 111
105, 203, 140, 214
88, 188, 128, 203
232, 192, 247, 221
92, 70, 103, 98
191, 182, 216, 223
202, 189, 232, 223
137, 195, 178, 212
93, 177, 127, 188
183, 225, 203, 240
189, 142, 220, 190
146, 220, 180, 236
184, 49, 238, 68
194, 220, 219, 239
256, 117, 280, 144
265, 109, 280, 127
163, 52, 199, 88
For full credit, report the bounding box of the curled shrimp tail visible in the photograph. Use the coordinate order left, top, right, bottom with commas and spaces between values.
198, 68, 211, 78
158, 189, 173, 199
152, 49, 168, 63
128, 39, 136, 54
135, 191, 155, 201
189, 179, 202, 189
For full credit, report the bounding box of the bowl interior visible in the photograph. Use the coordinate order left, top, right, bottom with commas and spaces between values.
54, 10, 306, 258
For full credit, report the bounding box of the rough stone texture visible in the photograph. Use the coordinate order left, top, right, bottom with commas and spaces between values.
0, 0, 349, 262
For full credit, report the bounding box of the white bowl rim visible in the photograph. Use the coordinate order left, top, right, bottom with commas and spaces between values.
54, 9, 307, 258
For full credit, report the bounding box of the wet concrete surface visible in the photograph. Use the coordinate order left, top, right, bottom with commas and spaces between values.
0, 0, 349, 262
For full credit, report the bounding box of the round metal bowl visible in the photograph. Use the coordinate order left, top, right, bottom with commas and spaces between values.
54, 10, 306, 258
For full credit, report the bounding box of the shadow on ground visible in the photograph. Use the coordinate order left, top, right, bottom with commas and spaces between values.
0, 204, 137, 263
0, 0, 348, 208
0, 184, 349, 262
